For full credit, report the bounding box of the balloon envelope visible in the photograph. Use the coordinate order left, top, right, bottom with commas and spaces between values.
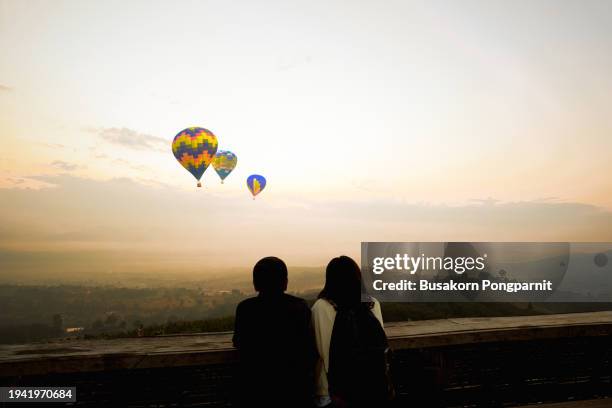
247, 174, 266, 197
171, 127, 218, 185
212, 150, 238, 182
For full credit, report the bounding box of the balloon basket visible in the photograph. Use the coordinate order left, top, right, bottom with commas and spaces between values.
197, 182, 202, 188
221, 180, 224, 184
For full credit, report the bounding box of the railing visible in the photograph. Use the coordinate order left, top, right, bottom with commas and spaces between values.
1, 311, 611, 407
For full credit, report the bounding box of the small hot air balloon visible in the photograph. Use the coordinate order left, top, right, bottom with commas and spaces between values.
172, 127, 218, 187
212, 150, 238, 184
247, 174, 266, 199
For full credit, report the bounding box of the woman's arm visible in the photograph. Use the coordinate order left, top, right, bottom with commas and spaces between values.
312, 299, 336, 405
372, 299, 384, 326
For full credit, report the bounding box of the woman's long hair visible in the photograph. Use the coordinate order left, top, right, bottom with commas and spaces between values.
318, 256, 372, 309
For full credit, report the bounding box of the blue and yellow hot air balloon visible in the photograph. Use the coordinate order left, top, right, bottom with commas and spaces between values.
247, 174, 266, 199
212, 150, 238, 184
172, 127, 218, 187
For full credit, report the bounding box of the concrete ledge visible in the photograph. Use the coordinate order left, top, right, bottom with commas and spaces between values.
521, 398, 612, 407
1, 311, 611, 378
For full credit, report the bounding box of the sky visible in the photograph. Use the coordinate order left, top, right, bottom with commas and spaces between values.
1, 0, 612, 279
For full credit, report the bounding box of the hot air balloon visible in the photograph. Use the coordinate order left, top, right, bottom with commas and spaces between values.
212, 150, 238, 184
171, 127, 218, 187
247, 174, 266, 199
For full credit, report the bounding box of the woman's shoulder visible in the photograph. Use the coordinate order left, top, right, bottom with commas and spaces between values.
313, 297, 380, 308
312, 297, 330, 308
311, 298, 335, 312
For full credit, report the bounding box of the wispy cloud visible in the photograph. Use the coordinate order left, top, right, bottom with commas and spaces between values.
112, 158, 147, 171
1, 175, 612, 269
50, 160, 82, 171
0, 176, 56, 190
89, 148, 150, 172
0, 174, 610, 285
7, 177, 25, 185
0, 84, 13, 92
92, 127, 167, 151
469, 198, 500, 206
40, 142, 66, 150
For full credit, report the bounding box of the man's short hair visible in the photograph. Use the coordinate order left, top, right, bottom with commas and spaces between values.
253, 256, 288, 293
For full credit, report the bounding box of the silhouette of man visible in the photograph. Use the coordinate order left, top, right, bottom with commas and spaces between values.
233, 256, 314, 407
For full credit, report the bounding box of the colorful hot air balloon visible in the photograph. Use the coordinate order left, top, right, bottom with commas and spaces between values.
172, 127, 218, 187
212, 150, 238, 184
247, 174, 266, 199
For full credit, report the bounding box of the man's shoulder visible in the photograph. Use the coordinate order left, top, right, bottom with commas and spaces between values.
237, 294, 307, 307
236, 296, 259, 311
282, 293, 309, 307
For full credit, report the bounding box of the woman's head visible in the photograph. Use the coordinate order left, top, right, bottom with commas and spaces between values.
318, 255, 364, 308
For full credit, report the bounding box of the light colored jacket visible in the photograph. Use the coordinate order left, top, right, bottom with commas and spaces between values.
311, 298, 384, 406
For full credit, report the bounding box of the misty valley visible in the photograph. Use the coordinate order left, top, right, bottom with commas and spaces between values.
1, 279, 610, 345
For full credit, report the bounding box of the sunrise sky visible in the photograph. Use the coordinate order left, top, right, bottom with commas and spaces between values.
1, 0, 612, 277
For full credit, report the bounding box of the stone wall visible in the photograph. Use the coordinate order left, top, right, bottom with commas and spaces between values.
1, 312, 611, 407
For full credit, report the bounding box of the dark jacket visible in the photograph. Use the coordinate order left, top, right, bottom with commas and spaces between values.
233, 293, 315, 407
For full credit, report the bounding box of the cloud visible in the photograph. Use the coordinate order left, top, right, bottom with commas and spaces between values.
469, 198, 500, 206
50, 160, 82, 171
0, 176, 56, 190
93, 127, 167, 151
40, 142, 66, 150
89, 149, 150, 172
0, 174, 610, 288
112, 158, 147, 171
0, 84, 12, 92
0, 174, 611, 270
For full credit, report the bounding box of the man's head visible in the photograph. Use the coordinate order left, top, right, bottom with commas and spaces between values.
253, 256, 288, 294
